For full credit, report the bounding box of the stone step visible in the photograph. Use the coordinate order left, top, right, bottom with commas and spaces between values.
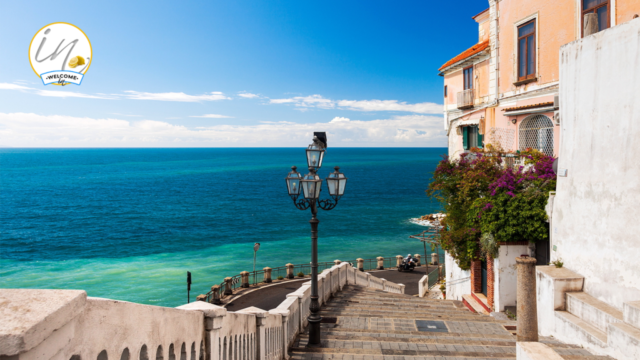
289, 345, 516, 359
327, 298, 460, 310
319, 311, 492, 322
321, 305, 474, 317
608, 322, 640, 359
311, 333, 586, 350
566, 292, 623, 333
555, 311, 607, 348
472, 292, 492, 313
463, 294, 490, 315
623, 300, 640, 329
319, 327, 516, 341
289, 353, 513, 360
333, 293, 452, 304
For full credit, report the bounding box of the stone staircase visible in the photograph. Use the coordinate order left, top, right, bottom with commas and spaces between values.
289, 285, 611, 359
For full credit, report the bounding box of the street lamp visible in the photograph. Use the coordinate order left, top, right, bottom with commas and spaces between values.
285, 132, 347, 347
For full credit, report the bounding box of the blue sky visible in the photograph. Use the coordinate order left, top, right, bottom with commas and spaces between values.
0, 1, 487, 147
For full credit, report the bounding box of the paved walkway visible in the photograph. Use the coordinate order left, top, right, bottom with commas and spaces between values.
225, 265, 439, 311
289, 286, 612, 360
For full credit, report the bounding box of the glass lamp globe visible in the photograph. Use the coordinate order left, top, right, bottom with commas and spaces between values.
285, 166, 302, 196
326, 166, 347, 197
300, 172, 322, 199
306, 142, 325, 170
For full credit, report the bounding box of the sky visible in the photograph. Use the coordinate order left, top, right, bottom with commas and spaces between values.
0, 1, 488, 147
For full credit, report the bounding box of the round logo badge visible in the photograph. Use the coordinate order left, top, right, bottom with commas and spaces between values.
29, 23, 92, 86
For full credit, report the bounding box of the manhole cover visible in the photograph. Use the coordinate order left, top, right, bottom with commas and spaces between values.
415, 320, 448, 332
321, 317, 337, 324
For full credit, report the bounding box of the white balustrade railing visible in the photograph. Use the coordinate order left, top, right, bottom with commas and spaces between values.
1, 263, 405, 360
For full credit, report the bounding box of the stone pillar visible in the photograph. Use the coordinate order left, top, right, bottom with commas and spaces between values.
470, 260, 482, 293
396, 255, 403, 268
487, 255, 495, 310
224, 277, 233, 296
334, 259, 341, 266
263, 267, 272, 283
240, 271, 250, 288
380, 278, 388, 291
286, 263, 294, 279
356, 258, 364, 272
255, 313, 267, 360
516, 256, 539, 342
205, 307, 227, 360
414, 254, 421, 266
398, 283, 406, 294
196, 294, 206, 302
377, 256, 384, 270
431, 253, 439, 265
211, 285, 222, 305
281, 313, 290, 359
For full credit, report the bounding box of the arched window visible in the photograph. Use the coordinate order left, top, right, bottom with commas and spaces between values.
519, 114, 554, 156
97, 350, 108, 360
120, 348, 130, 360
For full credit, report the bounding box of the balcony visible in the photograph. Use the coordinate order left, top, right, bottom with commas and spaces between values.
457, 89, 475, 110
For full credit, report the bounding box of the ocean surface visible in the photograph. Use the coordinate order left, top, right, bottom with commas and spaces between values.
0, 148, 444, 307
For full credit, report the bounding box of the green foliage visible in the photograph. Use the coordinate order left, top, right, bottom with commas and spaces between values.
297, 272, 305, 278
428, 149, 556, 269
551, 258, 564, 268
277, 276, 284, 280
479, 233, 499, 259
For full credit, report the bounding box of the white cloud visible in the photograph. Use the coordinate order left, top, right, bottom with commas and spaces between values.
0, 83, 31, 90
238, 92, 260, 99
33, 89, 113, 99
189, 114, 234, 118
330, 117, 350, 123
269, 94, 442, 114
0, 112, 446, 147
122, 91, 230, 102
336, 99, 442, 114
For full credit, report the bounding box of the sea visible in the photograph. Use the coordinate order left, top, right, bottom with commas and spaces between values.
0, 148, 445, 307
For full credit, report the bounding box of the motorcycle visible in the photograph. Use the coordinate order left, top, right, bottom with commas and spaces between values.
397, 258, 417, 272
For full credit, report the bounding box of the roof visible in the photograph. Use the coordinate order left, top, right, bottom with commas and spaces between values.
503, 102, 554, 112
472, 8, 490, 20
439, 40, 490, 71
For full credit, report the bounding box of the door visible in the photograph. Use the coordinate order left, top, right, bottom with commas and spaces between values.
481, 260, 488, 296
536, 240, 550, 265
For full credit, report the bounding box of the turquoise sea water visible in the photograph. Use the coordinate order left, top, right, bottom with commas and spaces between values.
0, 148, 444, 307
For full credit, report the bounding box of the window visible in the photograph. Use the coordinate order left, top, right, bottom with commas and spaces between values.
463, 67, 473, 90
462, 125, 483, 150
519, 114, 554, 156
444, 85, 448, 97
582, 0, 609, 35
517, 20, 536, 81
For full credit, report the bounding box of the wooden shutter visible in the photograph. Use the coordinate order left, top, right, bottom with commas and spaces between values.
462, 127, 469, 150
477, 129, 484, 148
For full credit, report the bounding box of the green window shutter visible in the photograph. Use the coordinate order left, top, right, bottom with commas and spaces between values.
462, 127, 469, 150
478, 128, 484, 148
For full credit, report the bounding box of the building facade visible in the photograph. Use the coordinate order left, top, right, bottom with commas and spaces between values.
441, 0, 640, 316
441, 0, 640, 159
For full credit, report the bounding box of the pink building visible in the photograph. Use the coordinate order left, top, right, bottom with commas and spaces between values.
440, 0, 640, 159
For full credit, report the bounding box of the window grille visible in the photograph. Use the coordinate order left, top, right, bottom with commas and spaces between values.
519, 114, 554, 156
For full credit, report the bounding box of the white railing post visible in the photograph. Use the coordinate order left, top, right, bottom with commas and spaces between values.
367, 272, 371, 288
270, 309, 290, 360
398, 283, 405, 294
256, 313, 267, 360
381, 278, 387, 291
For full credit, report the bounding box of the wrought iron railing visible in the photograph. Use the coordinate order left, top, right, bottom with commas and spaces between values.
457, 89, 475, 109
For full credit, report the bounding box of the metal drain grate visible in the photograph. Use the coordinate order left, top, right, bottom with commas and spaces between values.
321, 317, 337, 324
415, 320, 448, 333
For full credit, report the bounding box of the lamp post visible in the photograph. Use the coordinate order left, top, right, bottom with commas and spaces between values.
253, 243, 260, 286
285, 132, 347, 347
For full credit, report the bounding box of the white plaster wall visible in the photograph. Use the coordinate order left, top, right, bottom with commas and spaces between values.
445, 251, 470, 300
494, 244, 530, 312
554, 17, 640, 310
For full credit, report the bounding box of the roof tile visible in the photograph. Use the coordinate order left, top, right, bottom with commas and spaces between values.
439, 40, 490, 72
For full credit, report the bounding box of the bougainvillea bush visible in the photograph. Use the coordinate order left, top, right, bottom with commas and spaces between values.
427, 149, 556, 270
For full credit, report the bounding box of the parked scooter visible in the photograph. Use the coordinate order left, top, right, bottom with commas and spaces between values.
398, 255, 417, 272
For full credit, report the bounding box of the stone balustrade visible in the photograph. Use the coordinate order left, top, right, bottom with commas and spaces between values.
0, 263, 405, 360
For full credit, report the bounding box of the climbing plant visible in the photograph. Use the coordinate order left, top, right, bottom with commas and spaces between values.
427, 149, 556, 270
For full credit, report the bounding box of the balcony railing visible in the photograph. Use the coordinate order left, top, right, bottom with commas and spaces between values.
457, 89, 475, 109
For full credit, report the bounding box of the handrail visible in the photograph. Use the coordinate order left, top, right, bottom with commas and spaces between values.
204, 255, 421, 301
